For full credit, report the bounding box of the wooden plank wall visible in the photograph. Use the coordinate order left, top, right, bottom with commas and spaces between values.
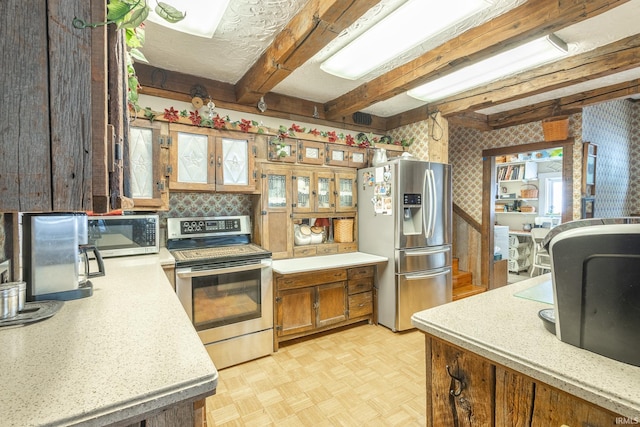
453, 212, 482, 286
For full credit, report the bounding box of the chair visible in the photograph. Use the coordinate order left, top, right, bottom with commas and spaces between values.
530, 227, 551, 277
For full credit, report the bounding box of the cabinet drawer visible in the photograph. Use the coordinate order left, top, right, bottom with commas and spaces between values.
338, 242, 358, 253
348, 265, 374, 280
276, 269, 348, 290
349, 292, 372, 318
348, 277, 372, 295
316, 244, 338, 255
294, 246, 317, 258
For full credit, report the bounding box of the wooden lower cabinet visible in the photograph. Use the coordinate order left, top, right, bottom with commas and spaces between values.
274, 265, 375, 349
425, 335, 623, 427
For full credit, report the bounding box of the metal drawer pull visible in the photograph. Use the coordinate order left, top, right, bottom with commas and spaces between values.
405, 247, 451, 256
405, 268, 450, 280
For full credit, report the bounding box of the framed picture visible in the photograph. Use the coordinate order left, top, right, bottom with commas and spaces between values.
582, 142, 597, 196
582, 197, 595, 219
585, 155, 596, 185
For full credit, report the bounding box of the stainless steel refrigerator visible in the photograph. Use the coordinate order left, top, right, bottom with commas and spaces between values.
358, 157, 452, 331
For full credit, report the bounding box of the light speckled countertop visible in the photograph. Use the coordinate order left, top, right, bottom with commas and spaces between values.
272, 252, 388, 274
411, 274, 640, 418
0, 248, 218, 427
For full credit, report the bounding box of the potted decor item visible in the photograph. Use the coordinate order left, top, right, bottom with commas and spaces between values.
542, 115, 570, 141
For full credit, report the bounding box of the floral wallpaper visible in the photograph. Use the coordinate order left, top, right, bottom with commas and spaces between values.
582, 99, 640, 217
449, 115, 583, 223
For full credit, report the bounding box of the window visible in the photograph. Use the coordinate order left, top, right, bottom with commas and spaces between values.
542, 175, 563, 215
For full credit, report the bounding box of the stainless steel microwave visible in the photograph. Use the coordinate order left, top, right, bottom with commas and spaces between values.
88, 214, 159, 258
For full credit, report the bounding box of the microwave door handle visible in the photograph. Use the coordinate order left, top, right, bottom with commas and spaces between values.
177, 262, 265, 278
405, 268, 451, 280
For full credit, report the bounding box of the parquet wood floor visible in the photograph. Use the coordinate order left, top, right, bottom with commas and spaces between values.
206, 323, 426, 426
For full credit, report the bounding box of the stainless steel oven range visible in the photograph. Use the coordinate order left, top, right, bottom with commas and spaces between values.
167, 215, 273, 369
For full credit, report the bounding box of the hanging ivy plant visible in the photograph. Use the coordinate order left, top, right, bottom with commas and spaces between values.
73, 0, 186, 112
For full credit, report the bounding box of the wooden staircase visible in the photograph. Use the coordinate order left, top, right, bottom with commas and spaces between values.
452, 258, 486, 301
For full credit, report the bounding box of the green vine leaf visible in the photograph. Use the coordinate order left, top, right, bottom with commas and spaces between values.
121, 6, 150, 29
106, 0, 137, 23
129, 47, 147, 63
155, 2, 186, 23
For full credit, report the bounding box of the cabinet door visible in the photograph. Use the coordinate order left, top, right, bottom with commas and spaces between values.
315, 171, 335, 213
128, 119, 168, 209
334, 171, 357, 212
316, 282, 348, 328
268, 137, 297, 163
292, 169, 313, 213
427, 337, 494, 427
169, 124, 215, 191
298, 140, 325, 165
276, 287, 315, 337
260, 165, 292, 259
348, 147, 368, 168
326, 145, 350, 167
214, 131, 256, 193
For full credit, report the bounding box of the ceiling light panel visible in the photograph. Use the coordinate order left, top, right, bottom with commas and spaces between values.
146, 0, 231, 38
320, 0, 492, 80
407, 35, 569, 102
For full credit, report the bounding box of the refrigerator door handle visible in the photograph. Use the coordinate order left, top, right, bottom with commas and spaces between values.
405, 268, 451, 280
404, 247, 451, 257
424, 169, 437, 238
430, 169, 438, 237
422, 170, 430, 237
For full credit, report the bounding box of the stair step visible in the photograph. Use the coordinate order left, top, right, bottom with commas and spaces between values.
453, 284, 487, 301
452, 271, 473, 289
452, 257, 459, 273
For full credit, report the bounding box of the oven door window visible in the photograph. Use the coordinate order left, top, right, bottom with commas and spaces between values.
191, 268, 261, 331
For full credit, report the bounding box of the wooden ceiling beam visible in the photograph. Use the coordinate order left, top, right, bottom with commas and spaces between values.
323, 0, 630, 121
436, 34, 640, 116
234, 0, 377, 105
486, 78, 640, 128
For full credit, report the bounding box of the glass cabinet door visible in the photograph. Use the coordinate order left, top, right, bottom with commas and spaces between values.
214, 131, 256, 192
267, 173, 288, 209
293, 170, 312, 213
335, 172, 357, 212
315, 171, 335, 213
169, 124, 216, 191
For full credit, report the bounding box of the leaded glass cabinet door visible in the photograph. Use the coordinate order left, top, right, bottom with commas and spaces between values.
315, 170, 335, 213
293, 169, 313, 213
335, 171, 357, 212
128, 119, 168, 209
214, 131, 256, 192
169, 124, 215, 191
260, 165, 293, 259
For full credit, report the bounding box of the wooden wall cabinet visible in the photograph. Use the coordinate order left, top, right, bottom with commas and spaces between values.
326, 145, 368, 169
254, 163, 358, 260
426, 335, 622, 427
256, 164, 293, 259
298, 140, 325, 165
274, 266, 375, 350
128, 119, 170, 210
168, 124, 256, 193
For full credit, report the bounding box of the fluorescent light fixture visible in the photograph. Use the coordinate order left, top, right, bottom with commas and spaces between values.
321, 0, 492, 80
407, 35, 569, 102
146, 0, 231, 38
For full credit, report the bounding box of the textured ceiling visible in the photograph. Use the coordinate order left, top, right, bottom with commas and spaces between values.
142, 0, 640, 122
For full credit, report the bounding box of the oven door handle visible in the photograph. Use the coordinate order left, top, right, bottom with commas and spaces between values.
176, 262, 267, 278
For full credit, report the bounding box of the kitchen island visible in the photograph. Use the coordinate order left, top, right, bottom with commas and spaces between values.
412, 273, 640, 425
272, 252, 387, 349
0, 249, 218, 427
